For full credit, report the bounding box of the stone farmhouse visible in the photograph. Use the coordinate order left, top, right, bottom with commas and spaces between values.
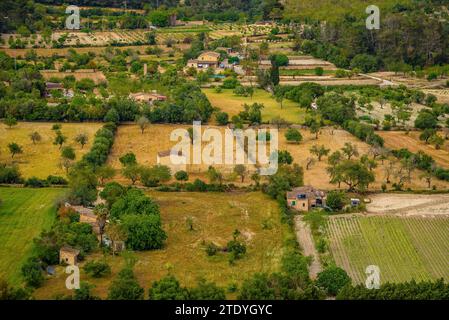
129, 92, 167, 105
287, 186, 327, 212
187, 51, 221, 69
59, 246, 80, 265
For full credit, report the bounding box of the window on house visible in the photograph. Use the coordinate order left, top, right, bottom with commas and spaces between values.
302, 203, 305, 207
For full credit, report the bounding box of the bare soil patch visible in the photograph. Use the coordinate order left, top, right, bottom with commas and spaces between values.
366, 193, 449, 216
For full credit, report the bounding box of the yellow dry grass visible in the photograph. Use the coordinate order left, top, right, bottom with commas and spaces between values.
40, 70, 107, 84
280, 127, 449, 191
33, 191, 289, 299
378, 131, 449, 169
2, 44, 190, 58
109, 124, 449, 190
108, 124, 263, 184
202, 88, 306, 124
0, 122, 102, 178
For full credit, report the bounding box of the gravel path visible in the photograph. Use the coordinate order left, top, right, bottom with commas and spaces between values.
294, 215, 322, 279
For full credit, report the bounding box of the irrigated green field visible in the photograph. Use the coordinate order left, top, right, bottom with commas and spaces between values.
326, 215, 449, 284
203, 88, 306, 124
0, 187, 65, 284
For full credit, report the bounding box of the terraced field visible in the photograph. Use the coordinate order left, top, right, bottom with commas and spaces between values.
326, 215, 449, 284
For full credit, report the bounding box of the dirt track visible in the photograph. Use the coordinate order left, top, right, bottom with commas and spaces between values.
366, 193, 449, 216
294, 215, 322, 279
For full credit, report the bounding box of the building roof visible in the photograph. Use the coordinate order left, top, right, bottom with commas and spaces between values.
66, 203, 96, 218
157, 150, 184, 157
287, 186, 326, 199
60, 246, 80, 256
129, 92, 167, 101
46, 82, 63, 89
199, 51, 220, 58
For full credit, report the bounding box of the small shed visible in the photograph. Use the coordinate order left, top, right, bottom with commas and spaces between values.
350, 198, 361, 207
59, 246, 80, 265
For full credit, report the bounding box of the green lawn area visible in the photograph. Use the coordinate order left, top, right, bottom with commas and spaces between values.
326, 216, 449, 284
0, 187, 65, 284
203, 88, 306, 124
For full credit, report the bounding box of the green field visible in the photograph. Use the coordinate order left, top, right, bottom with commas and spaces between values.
326, 216, 449, 284
0, 187, 64, 284
203, 88, 306, 124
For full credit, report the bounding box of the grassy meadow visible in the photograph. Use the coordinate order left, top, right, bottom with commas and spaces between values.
0, 187, 65, 284
34, 191, 290, 299
0, 122, 102, 179
202, 88, 306, 124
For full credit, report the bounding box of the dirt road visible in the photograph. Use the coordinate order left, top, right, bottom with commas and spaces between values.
294, 215, 322, 279
366, 193, 449, 216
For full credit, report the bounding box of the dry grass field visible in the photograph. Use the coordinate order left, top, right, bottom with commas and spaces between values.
2, 44, 189, 58
40, 70, 107, 84
108, 124, 263, 184
378, 131, 449, 169
0, 122, 102, 178
33, 191, 289, 299
279, 127, 449, 190
202, 88, 306, 124
356, 102, 428, 127
108, 124, 449, 190
423, 89, 449, 104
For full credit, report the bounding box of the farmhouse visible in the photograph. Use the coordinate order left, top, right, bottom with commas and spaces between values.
187, 51, 220, 69
45, 82, 74, 98
64, 203, 101, 237
129, 92, 167, 105
287, 186, 327, 212
157, 150, 187, 173
59, 246, 80, 265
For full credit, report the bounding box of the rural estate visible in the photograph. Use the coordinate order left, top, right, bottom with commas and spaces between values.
0, 0, 449, 305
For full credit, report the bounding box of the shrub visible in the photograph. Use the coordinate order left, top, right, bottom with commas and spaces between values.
285, 128, 302, 143
215, 111, 229, 125
221, 77, 239, 89
0, 165, 22, 184
326, 190, 347, 211
174, 170, 189, 181
24, 177, 49, 188
21, 257, 44, 288
227, 239, 246, 262
47, 175, 68, 185
205, 242, 219, 256
83, 260, 111, 278
149, 275, 189, 300
315, 67, 324, 76
316, 266, 351, 296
